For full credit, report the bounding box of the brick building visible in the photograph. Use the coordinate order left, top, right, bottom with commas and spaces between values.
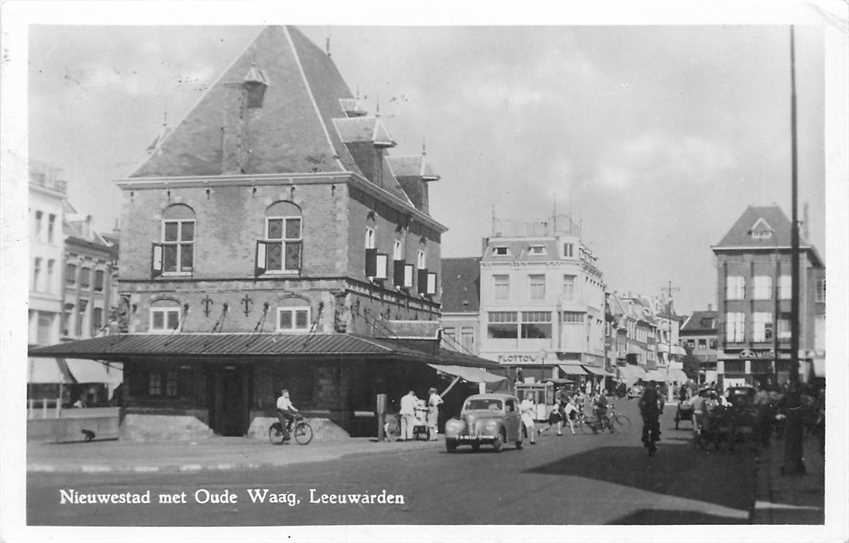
32, 26, 498, 439
712, 205, 825, 389
439, 257, 481, 355
679, 308, 719, 384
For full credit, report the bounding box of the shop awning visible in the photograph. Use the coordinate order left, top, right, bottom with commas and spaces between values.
64, 358, 123, 387
582, 365, 613, 377
428, 364, 506, 384
27, 357, 74, 384
558, 363, 589, 376
656, 344, 687, 356
618, 365, 646, 387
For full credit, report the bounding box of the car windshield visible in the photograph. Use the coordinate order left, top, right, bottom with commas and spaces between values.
464, 399, 502, 411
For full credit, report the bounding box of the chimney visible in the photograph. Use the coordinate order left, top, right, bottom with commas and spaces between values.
708, 303, 712, 311
84, 215, 92, 239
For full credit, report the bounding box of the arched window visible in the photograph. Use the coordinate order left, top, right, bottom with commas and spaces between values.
161, 204, 195, 274
262, 201, 302, 273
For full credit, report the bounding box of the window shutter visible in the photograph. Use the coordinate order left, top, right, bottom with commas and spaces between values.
403, 264, 414, 288
255, 240, 268, 276
393, 260, 405, 287
151, 243, 163, 278
417, 269, 428, 295
365, 248, 378, 277
426, 272, 437, 295
375, 253, 389, 280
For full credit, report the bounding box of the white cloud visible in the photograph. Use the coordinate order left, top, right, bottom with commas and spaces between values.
595, 133, 736, 189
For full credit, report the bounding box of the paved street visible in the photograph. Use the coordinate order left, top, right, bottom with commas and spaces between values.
27, 400, 756, 525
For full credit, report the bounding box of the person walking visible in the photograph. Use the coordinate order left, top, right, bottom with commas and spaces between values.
563, 395, 578, 434
426, 387, 443, 441
520, 393, 537, 445
399, 389, 418, 441
639, 381, 663, 455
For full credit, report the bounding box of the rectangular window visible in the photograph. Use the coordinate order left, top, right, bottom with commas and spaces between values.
66, 263, 77, 286
752, 312, 772, 342
94, 270, 105, 291
725, 312, 745, 343
417, 249, 426, 270
461, 327, 475, 351
487, 311, 518, 339
92, 307, 103, 332
162, 219, 195, 273
753, 275, 772, 300
33, 258, 42, 291
492, 246, 509, 256
166, 370, 178, 397
364, 226, 376, 250
34, 210, 43, 241
150, 308, 180, 332
697, 339, 707, 351
709, 339, 717, 350
47, 214, 56, 243
80, 267, 91, 289
562, 274, 575, 300
493, 274, 510, 301
778, 275, 791, 300
148, 373, 162, 396
529, 274, 545, 300
562, 311, 583, 324
277, 307, 310, 333
393, 239, 403, 260
266, 217, 302, 272
726, 276, 745, 300
521, 311, 552, 339
46, 259, 55, 293
563, 243, 573, 258
816, 279, 826, 303
529, 245, 546, 255
778, 317, 791, 339
442, 327, 456, 349
686, 339, 695, 350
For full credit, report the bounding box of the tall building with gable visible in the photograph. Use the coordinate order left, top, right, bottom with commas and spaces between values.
32, 26, 500, 439
712, 205, 825, 389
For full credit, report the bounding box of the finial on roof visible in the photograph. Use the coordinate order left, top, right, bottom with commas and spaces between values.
421, 137, 427, 156
375, 94, 381, 117
325, 32, 331, 57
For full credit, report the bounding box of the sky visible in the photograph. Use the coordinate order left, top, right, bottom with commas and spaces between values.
27, 24, 825, 315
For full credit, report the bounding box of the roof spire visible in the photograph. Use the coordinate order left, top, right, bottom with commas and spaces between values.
421, 137, 427, 156
375, 94, 381, 117
325, 30, 331, 58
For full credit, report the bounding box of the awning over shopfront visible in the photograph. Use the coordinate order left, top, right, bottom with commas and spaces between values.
428, 364, 506, 384
656, 344, 687, 356
558, 363, 589, 376
617, 365, 646, 387
27, 357, 74, 384
64, 358, 123, 388
28, 333, 501, 369
582, 365, 613, 377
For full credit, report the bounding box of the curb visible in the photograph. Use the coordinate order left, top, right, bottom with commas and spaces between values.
27, 442, 442, 475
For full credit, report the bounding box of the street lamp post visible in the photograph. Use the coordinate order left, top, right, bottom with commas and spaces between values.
782, 25, 805, 475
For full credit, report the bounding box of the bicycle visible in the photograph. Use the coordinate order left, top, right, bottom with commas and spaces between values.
269, 413, 314, 445
642, 415, 660, 456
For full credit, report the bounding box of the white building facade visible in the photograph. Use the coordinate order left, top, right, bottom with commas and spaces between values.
28, 161, 67, 347
478, 215, 606, 380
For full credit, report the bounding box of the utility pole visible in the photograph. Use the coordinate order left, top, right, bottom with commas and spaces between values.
783, 25, 805, 475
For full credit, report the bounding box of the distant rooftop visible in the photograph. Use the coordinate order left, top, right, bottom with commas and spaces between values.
29, 160, 67, 194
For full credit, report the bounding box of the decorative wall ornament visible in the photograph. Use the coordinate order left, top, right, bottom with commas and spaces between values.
201, 295, 214, 317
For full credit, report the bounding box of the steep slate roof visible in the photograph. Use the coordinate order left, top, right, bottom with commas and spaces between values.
132, 26, 361, 178
680, 310, 718, 334
381, 155, 416, 206
440, 257, 481, 313
714, 205, 823, 267
333, 117, 394, 145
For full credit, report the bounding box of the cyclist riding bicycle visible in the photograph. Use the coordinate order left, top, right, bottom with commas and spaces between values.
276, 388, 298, 434
639, 381, 663, 449
593, 393, 609, 428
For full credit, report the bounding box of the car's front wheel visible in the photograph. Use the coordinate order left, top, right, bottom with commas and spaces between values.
492, 430, 504, 452
445, 438, 457, 453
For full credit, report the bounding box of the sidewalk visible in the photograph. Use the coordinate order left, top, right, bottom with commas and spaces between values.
27, 436, 442, 474
750, 433, 824, 524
